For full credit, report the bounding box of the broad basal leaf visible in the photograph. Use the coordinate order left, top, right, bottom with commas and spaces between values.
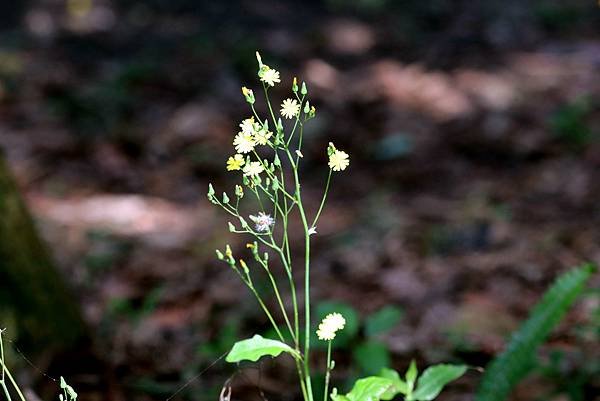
225, 335, 299, 363
378, 368, 408, 400
409, 364, 467, 401
332, 377, 395, 401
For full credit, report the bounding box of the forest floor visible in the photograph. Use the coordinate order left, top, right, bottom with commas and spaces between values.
1, 1, 600, 401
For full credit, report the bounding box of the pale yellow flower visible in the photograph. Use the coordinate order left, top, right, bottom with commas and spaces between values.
226, 154, 245, 171
233, 132, 256, 154
254, 127, 273, 145
260, 67, 281, 87
243, 161, 264, 177
316, 312, 346, 341
328, 149, 350, 171
239, 117, 256, 135
280, 98, 300, 119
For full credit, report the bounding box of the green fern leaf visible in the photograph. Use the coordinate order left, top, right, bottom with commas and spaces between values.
475, 263, 596, 401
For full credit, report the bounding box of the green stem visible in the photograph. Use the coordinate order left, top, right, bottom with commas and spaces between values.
0, 329, 5, 382
2, 380, 13, 401
259, 258, 297, 344
311, 169, 332, 229
286, 95, 305, 147
232, 268, 286, 343
0, 359, 26, 401
289, 149, 314, 401
323, 341, 333, 401
296, 359, 309, 401
263, 85, 280, 129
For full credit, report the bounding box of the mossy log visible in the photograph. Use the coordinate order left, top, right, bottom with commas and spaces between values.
0, 156, 85, 351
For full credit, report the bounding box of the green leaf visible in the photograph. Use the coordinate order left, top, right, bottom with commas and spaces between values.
334, 377, 395, 401
475, 263, 596, 401
225, 335, 299, 363
409, 364, 467, 401
330, 389, 351, 401
406, 360, 418, 390
378, 368, 408, 399
365, 306, 403, 337
353, 341, 391, 375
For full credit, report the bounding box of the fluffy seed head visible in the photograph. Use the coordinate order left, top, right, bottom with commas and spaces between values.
316, 312, 346, 341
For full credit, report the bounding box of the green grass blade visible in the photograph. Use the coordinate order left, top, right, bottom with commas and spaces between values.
475, 263, 596, 401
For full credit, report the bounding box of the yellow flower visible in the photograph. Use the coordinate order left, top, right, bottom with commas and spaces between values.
243, 161, 264, 177
328, 149, 350, 171
226, 154, 245, 171
233, 132, 256, 154
280, 98, 300, 119
239, 117, 256, 135
316, 312, 346, 341
260, 66, 281, 87
254, 127, 273, 145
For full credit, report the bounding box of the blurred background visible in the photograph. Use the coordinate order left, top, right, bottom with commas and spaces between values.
1, 1, 600, 400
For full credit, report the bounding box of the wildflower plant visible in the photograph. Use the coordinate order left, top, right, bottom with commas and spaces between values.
208, 52, 464, 401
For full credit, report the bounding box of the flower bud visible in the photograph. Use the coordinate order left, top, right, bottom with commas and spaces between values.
241, 86, 255, 104
301, 81, 307, 95
235, 185, 244, 198
255, 51, 263, 68
239, 259, 249, 274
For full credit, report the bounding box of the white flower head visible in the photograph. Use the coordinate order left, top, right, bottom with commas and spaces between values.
317, 312, 346, 341
280, 98, 300, 119
243, 161, 264, 177
308, 226, 317, 235
260, 66, 281, 87
328, 149, 350, 172
249, 212, 274, 232
254, 126, 273, 146
233, 132, 256, 154
239, 117, 257, 135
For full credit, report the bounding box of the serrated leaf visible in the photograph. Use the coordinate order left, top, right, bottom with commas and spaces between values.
336, 377, 395, 401
225, 335, 299, 363
365, 306, 404, 337
378, 368, 408, 399
409, 364, 467, 401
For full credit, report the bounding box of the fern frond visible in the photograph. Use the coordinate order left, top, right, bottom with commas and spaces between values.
475, 263, 596, 401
